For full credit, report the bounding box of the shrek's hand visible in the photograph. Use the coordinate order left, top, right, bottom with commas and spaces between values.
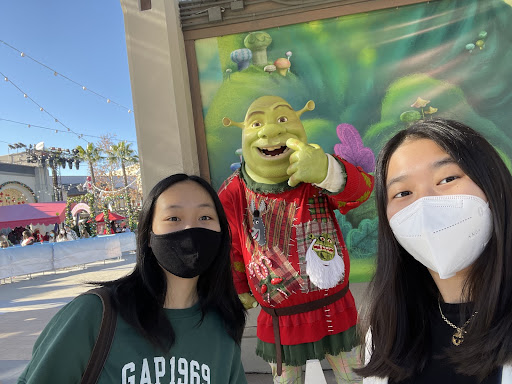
239, 292, 258, 309
286, 138, 328, 187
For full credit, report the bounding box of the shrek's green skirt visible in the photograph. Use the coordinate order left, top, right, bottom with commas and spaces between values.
256, 325, 359, 366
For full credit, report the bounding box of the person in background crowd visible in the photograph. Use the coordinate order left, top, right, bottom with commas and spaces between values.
42, 232, 50, 242
56, 229, 69, 242
103, 221, 116, 235
64, 225, 78, 240
8, 230, 17, 245
32, 230, 43, 242
48, 230, 56, 243
1, 240, 8, 248
79, 225, 90, 239
21, 231, 35, 246
0, 234, 13, 247
12, 227, 25, 244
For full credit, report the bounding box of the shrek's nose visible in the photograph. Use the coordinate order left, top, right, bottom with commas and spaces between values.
257, 124, 285, 139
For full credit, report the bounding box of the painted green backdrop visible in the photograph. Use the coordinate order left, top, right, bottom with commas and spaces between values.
194, 0, 512, 282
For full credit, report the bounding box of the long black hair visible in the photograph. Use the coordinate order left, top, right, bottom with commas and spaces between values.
101, 173, 246, 350
357, 119, 512, 381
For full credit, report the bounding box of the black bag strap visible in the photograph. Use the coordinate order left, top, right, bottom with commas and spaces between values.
80, 287, 118, 384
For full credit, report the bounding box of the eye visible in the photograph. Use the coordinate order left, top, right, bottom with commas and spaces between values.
199, 215, 213, 221
277, 116, 288, 123
167, 216, 180, 222
319, 236, 325, 241
439, 175, 459, 185
393, 191, 412, 199
252, 121, 262, 128
327, 238, 333, 243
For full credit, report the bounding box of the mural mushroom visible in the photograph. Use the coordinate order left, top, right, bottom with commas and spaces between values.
274, 58, 291, 76
244, 31, 272, 66
410, 97, 430, 108
264, 64, 276, 74
475, 39, 485, 50
411, 97, 431, 119
465, 43, 476, 53
285, 51, 292, 71
400, 110, 422, 125
230, 48, 253, 71
424, 106, 438, 116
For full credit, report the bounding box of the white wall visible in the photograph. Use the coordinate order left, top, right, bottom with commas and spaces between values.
120, 0, 199, 197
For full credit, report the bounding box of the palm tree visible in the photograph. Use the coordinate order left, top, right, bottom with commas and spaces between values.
107, 141, 139, 227
76, 143, 103, 187
107, 141, 139, 188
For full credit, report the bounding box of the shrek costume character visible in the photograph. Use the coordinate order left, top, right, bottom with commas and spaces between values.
218, 96, 374, 383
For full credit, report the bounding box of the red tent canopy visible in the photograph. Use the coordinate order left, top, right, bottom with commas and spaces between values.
0, 202, 67, 229
94, 211, 126, 223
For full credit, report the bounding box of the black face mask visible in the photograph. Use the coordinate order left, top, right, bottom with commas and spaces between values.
149, 227, 221, 278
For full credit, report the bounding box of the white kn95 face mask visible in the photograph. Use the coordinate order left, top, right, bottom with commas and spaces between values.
389, 195, 493, 279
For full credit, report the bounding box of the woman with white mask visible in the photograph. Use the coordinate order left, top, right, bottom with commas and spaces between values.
357, 119, 512, 383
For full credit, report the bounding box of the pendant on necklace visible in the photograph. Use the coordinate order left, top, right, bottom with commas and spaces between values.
452, 329, 464, 346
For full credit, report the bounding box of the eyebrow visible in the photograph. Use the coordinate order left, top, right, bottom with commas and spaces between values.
247, 110, 264, 120
272, 104, 293, 111
246, 104, 294, 120
163, 203, 216, 210
386, 156, 456, 189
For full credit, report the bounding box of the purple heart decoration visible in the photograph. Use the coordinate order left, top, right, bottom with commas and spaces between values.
334, 123, 375, 173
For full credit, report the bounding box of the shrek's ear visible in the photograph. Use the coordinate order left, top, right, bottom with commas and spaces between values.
222, 117, 244, 129
296, 100, 315, 117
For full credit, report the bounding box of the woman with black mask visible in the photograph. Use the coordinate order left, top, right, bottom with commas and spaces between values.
18, 173, 248, 384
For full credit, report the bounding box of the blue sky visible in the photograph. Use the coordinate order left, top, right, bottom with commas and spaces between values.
0, 1, 136, 176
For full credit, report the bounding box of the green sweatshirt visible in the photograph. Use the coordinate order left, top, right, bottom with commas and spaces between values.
18, 294, 247, 384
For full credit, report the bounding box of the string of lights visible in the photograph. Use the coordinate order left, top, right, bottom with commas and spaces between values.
0, 39, 133, 114
1, 69, 91, 142
0, 118, 136, 144
93, 176, 140, 194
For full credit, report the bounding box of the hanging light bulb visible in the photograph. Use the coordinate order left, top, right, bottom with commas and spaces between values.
55, 130, 58, 133
128, 109, 132, 113
55, 118, 58, 123
23, 94, 27, 98
28, 124, 31, 128
40, 107, 44, 111
54, 72, 58, 76
67, 128, 70, 132
20, 52, 25, 57
82, 86, 86, 90
4, 77, 8, 81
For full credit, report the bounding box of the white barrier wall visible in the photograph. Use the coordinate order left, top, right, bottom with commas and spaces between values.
10, 243, 54, 277
0, 232, 136, 280
117, 232, 137, 253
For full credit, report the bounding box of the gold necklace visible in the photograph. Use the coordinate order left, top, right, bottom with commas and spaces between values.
438, 297, 478, 346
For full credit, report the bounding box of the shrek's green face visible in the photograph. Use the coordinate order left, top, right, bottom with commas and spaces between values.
242, 96, 308, 183
311, 233, 335, 261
